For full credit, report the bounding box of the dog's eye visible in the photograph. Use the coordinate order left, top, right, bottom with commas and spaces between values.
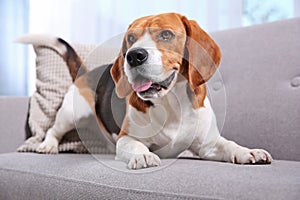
127, 34, 136, 44
158, 30, 174, 42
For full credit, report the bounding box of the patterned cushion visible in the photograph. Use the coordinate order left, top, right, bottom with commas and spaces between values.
15, 34, 118, 153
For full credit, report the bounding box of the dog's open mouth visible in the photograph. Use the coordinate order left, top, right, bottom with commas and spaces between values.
132, 72, 176, 96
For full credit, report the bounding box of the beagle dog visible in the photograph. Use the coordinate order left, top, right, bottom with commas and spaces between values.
37, 13, 272, 169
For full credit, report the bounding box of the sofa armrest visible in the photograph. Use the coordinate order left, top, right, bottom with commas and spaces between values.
0, 97, 29, 153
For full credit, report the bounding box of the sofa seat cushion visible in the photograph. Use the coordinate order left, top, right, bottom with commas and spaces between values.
0, 153, 299, 200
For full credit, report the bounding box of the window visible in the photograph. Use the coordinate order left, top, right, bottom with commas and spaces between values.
243, 0, 295, 26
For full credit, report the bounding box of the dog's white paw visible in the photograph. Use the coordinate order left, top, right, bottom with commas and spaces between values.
36, 136, 59, 154
232, 148, 272, 164
128, 153, 161, 170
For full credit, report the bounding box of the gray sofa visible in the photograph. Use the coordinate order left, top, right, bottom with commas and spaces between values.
1, 18, 299, 200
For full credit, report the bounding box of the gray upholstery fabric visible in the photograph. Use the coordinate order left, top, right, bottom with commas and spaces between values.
1, 153, 299, 200
0, 97, 29, 153
0, 18, 300, 199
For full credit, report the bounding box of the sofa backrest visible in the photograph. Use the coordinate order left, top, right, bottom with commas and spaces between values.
208, 17, 300, 161
0, 97, 29, 153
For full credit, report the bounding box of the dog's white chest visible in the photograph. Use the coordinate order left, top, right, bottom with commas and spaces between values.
127, 80, 213, 158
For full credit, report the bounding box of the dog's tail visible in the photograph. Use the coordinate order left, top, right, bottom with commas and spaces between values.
56, 37, 88, 81
15, 34, 88, 81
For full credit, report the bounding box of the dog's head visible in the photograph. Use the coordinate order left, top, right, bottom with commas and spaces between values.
111, 13, 221, 101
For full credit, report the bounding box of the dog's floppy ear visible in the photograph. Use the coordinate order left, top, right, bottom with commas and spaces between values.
181, 16, 221, 90
111, 39, 133, 98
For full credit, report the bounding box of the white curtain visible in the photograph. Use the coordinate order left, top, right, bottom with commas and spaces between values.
0, 0, 29, 95
29, 0, 244, 44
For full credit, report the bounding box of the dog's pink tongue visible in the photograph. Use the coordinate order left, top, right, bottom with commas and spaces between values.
132, 80, 153, 92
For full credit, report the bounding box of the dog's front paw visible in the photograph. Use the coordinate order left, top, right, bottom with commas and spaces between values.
36, 136, 59, 154
232, 148, 272, 164
128, 153, 161, 170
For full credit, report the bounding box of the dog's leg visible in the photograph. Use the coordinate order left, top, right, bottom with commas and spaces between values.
201, 136, 273, 164
190, 111, 272, 164
116, 135, 161, 169
36, 88, 76, 154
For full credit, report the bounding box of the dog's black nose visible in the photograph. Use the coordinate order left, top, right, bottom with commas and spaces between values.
126, 48, 148, 67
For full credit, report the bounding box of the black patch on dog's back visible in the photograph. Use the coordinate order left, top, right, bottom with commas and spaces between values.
93, 64, 125, 135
